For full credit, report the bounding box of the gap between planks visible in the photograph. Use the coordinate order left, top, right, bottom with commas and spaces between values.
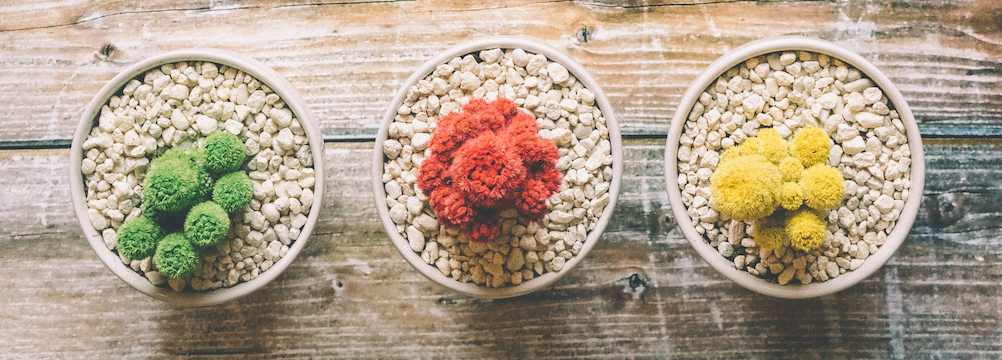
2, 134, 1001, 151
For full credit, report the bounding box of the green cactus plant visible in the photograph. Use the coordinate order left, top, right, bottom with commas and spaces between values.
203, 131, 246, 176
154, 232, 200, 279
116, 215, 164, 261
184, 201, 230, 249
158, 146, 213, 200
142, 156, 203, 212
212, 172, 254, 213
118, 129, 256, 288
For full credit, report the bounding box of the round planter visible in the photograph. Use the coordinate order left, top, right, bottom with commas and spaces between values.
374, 37, 623, 298
665, 37, 925, 298
70, 49, 324, 306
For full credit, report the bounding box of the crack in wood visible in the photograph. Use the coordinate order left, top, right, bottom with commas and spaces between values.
0, 0, 415, 33
429, 0, 813, 13
0, 230, 67, 241
271, 0, 416, 10
582, 0, 818, 9
0, 0, 821, 33
436, 0, 571, 12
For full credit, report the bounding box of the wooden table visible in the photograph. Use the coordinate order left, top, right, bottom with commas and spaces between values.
2, 1, 1001, 358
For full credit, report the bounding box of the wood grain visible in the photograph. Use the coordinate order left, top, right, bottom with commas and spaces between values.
0, 0, 1001, 146
2, 139, 1001, 358
2, 0, 1001, 358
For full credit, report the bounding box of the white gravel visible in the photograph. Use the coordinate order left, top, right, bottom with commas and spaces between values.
384, 48, 613, 288
81, 61, 316, 292
677, 51, 912, 285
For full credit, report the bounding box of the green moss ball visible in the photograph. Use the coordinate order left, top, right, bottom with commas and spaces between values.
154, 233, 200, 279
184, 201, 231, 249
116, 216, 164, 261
169, 148, 216, 201
159, 146, 204, 164
213, 172, 254, 213
203, 131, 247, 175
143, 156, 202, 212
158, 147, 214, 200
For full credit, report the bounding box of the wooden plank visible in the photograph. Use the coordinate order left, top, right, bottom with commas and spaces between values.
0, 0, 1000, 146
2, 139, 1001, 358
0, 0, 411, 32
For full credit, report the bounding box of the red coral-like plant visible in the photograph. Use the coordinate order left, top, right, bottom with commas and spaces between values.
418, 98, 561, 243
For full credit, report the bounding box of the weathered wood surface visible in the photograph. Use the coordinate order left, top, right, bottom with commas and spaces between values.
2, 139, 1002, 358
2, 0, 1002, 358
1, 0, 1001, 146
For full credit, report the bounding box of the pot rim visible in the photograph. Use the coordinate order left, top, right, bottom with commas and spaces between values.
373, 36, 623, 298
70, 48, 325, 306
664, 36, 925, 298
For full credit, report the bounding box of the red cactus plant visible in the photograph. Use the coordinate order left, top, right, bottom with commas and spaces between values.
418, 98, 562, 243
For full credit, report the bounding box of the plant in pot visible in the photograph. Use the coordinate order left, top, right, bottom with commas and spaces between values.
117, 132, 253, 281
665, 37, 925, 298
71, 49, 324, 306
374, 37, 623, 298
711, 128, 846, 262
417, 98, 562, 245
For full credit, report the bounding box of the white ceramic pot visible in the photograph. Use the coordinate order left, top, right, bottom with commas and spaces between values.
70, 49, 324, 306
665, 37, 925, 298
374, 37, 623, 298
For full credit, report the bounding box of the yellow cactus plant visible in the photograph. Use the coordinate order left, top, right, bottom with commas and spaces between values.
779, 182, 803, 211
721, 137, 761, 163
755, 128, 790, 164
779, 157, 803, 182
709, 127, 845, 251
750, 211, 786, 249
785, 208, 828, 251
791, 127, 831, 168
710, 154, 781, 221
800, 164, 845, 211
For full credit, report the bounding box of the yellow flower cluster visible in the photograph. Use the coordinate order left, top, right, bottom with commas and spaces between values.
710, 127, 845, 251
